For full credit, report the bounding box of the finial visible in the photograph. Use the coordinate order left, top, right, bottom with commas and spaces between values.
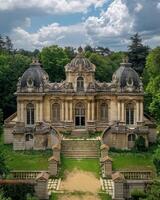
78, 46, 83, 53
122, 56, 129, 63
31, 57, 40, 65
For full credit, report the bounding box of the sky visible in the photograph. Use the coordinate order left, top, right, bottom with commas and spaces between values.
0, 0, 160, 51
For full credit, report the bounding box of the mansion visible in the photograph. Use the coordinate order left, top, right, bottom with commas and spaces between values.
4, 47, 156, 150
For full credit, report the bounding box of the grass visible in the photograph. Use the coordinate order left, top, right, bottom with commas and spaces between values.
110, 152, 155, 171
60, 156, 100, 178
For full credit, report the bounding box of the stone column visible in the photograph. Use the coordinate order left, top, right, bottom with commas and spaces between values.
88, 101, 91, 121
112, 172, 125, 200
92, 101, 95, 121
118, 102, 121, 121
96, 101, 99, 121
48, 156, 58, 176
17, 101, 21, 122
140, 101, 143, 122
121, 102, 125, 122
65, 101, 68, 122
39, 102, 43, 122
36, 102, 39, 122
61, 101, 64, 121
136, 101, 139, 123
70, 101, 73, 122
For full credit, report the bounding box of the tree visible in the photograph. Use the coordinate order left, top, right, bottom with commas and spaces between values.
64, 46, 75, 60
146, 180, 160, 200
153, 148, 160, 176
84, 45, 94, 53
40, 45, 70, 82
144, 47, 160, 121
0, 35, 5, 52
131, 188, 146, 200
4, 36, 13, 53
0, 191, 11, 200
0, 109, 3, 134
134, 136, 146, 152
128, 33, 149, 75
0, 147, 9, 178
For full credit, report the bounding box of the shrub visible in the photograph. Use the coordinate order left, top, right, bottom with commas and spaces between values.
26, 194, 38, 200
131, 189, 146, 200
0, 183, 35, 200
134, 136, 147, 152
153, 147, 160, 175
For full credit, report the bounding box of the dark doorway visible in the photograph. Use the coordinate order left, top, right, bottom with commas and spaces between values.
75, 103, 85, 128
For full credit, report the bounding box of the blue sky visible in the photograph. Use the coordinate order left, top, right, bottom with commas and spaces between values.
0, 0, 160, 51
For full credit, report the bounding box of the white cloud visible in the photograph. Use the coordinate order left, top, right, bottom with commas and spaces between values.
157, 2, 160, 9
134, 3, 143, 13
0, 0, 106, 14
11, 22, 88, 50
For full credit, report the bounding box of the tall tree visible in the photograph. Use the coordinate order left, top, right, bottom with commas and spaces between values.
128, 33, 149, 75
64, 46, 75, 59
40, 45, 70, 82
4, 36, 13, 53
0, 35, 5, 51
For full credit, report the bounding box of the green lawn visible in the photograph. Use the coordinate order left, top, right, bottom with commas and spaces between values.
61, 156, 100, 178
110, 152, 155, 171
2, 144, 51, 170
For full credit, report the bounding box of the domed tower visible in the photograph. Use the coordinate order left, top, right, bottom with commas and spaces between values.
65, 47, 96, 92
17, 59, 49, 93
112, 57, 143, 93
16, 59, 49, 126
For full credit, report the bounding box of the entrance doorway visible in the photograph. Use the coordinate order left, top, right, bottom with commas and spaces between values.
75, 103, 85, 128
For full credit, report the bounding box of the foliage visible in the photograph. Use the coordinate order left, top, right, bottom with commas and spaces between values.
89, 51, 124, 82
0, 109, 3, 134
98, 193, 112, 200
50, 193, 58, 200
134, 136, 147, 152
0, 191, 11, 200
128, 33, 149, 75
40, 45, 70, 82
0, 146, 9, 178
153, 147, 160, 176
0, 53, 31, 118
26, 194, 38, 200
131, 189, 146, 200
64, 46, 75, 59
0, 183, 34, 200
146, 180, 160, 200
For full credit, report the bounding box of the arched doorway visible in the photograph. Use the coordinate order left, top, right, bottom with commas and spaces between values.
75, 103, 85, 128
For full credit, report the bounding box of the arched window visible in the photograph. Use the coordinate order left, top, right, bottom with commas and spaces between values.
77, 77, 84, 91
26, 103, 34, 125
100, 103, 108, 121
52, 103, 60, 122
126, 103, 134, 125
128, 134, 136, 142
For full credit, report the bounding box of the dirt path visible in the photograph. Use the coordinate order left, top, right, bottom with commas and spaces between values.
60, 169, 100, 192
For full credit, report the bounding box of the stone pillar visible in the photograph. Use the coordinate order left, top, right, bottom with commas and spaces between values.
136, 101, 139, 123
35, 172, 49, 200
118, 102, 121, 121
52, 144, 61, 162
65, 101, 68, 121
112, 172, 125, 200
121, 102, 125, 122
48, 156, 58, 176
100, 156, 112, 178
39, 102, 43, 121
36, 102, 39, 122
88, 101, 91, 121
140, 101, 143, 122
70, 101, 73, 121
61, 101, 64, 121
92, 101, 95, 121
100, 144, 109, 158
96, 101, 99, 121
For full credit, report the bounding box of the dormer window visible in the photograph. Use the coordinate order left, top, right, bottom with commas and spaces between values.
27, 77, 34, 87
77, 77, 84, 91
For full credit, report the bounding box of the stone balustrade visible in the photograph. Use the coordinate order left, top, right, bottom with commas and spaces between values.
119, 170, 153, 180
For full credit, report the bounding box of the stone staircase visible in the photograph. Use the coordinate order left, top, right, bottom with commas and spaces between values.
61, 139, 100, 158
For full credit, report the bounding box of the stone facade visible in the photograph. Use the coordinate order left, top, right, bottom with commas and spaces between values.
4, 48, 156, 150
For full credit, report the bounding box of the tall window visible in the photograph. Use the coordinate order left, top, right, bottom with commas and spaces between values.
100, 103, 108, 121
126, 103, 134, 125
128, 134, 136, 142
52, 103, 60, 122
77, 77, 84, 91
26, 103, 34, 125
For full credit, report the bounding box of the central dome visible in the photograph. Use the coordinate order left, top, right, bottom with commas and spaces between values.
65, 47, 95, 72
